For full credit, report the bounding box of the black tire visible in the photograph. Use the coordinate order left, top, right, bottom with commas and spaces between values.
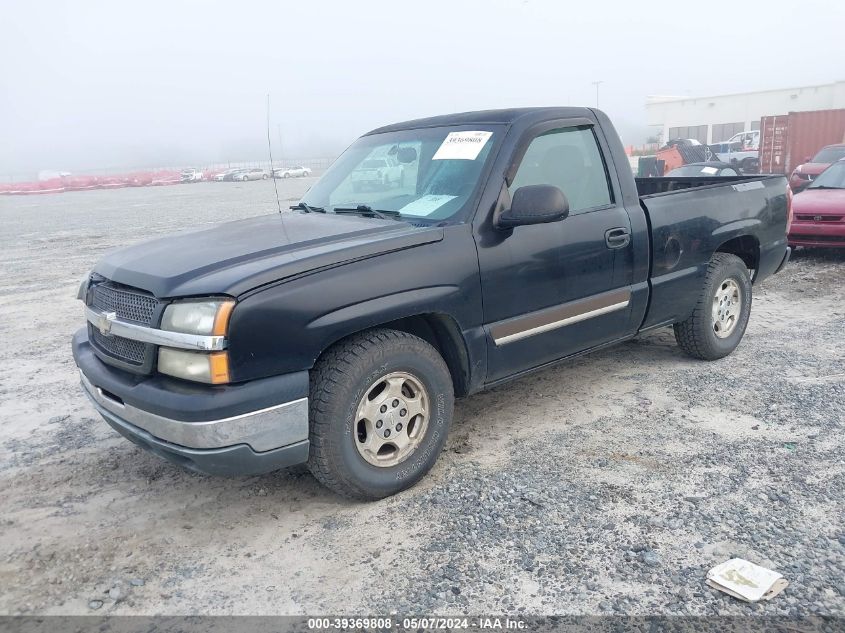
262, 173, 269, 180
673, 253, 752, 360
741, 157, 759, 174
307, 329, 454, 500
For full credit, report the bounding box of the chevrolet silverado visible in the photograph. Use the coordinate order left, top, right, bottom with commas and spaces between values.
73, 107, 792, 499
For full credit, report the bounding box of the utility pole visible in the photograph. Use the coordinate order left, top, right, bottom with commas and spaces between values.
591, 80, 603, 108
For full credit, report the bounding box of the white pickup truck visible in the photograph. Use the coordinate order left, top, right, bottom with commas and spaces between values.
180, 168, 204, 183
350, 157, 404, 192
711, 141, 758, 173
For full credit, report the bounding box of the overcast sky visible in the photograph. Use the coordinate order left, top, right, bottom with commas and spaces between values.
2, 0, 843, 175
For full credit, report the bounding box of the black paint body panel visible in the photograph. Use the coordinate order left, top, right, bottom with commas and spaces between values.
80, 107, 789, 398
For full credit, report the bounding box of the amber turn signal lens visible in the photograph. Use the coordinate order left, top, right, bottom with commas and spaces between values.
212, 300, 235, 336
209, 351, 230, 384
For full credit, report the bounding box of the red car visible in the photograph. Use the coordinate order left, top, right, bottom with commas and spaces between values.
788, 159, 845, 248
789, 144, 845, 192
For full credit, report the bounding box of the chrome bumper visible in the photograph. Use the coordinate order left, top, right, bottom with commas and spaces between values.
80, 370, 308, 452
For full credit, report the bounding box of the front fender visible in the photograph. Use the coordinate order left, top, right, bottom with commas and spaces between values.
225, 225, 485, 384
307, 286, 458, 331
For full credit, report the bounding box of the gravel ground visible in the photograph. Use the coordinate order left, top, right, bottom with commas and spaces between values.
0, 181, 843, 617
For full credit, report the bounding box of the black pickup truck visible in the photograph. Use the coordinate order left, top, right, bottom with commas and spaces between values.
73, 107, 791, 499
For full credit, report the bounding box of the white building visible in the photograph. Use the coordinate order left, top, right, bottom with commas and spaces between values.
646, 80, 845, 145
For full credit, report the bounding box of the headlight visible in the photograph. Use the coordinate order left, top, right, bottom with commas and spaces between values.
158, 349, 230, 384
159, 299, 235, 384
161, 299, 234, 336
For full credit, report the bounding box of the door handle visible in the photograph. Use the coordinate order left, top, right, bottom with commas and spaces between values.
605, 227, 630, 249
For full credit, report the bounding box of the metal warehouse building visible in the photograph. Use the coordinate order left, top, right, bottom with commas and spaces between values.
646, 80, 845, 145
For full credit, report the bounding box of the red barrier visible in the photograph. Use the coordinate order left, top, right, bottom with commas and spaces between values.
1, 168, 186, 195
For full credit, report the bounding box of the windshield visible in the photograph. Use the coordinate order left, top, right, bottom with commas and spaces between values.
300, 125, 502, 223
811, 147, 845, 163
808, 161, 845, 189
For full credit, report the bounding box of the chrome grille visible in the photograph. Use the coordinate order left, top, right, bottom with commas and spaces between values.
90, 325, 147, 365
91, 281, 158, 324
88, 279, 158, 370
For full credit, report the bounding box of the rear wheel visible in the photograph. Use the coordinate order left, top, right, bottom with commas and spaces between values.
307, 329, 454, 500
674, 253, 752, 360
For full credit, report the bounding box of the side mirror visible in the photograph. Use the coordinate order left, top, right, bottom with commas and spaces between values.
496, 184, 570, 229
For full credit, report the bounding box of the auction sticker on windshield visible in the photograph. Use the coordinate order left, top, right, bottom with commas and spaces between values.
432, 131, 493, 160
399, 194, 457, 216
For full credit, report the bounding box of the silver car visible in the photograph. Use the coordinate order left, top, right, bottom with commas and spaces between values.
234, 168, 269, 181
273, 165, 312, 178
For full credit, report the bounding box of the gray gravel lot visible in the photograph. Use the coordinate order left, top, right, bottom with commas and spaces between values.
0, 181, 843, 616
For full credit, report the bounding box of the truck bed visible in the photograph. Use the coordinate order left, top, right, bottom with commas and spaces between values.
634, 174, 767, 196
634, 175, 789, 331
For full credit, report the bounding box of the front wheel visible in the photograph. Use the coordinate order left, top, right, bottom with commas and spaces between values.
673, 253, 752, 360
307, 329, 454, 500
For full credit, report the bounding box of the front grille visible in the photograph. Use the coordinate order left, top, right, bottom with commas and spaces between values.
90, 325, 147, 365
796, 214, 842, 223
92, 281, 158, 324
88, 279, 159, 371
791, 234, 845, 243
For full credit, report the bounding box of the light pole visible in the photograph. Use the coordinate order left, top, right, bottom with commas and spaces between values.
591, 80, 603, 108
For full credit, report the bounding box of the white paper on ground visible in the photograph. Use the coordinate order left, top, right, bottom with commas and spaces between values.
398, 195, 457, 217
432, 131, 493, 160
706, 558, 788, 602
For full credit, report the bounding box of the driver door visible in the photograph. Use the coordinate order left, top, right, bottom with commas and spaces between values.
475, 122, 634, 383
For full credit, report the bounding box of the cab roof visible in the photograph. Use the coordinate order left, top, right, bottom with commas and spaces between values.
365, 107, 597, 135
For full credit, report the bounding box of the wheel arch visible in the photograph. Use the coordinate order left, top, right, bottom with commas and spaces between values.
715, 234, 760, 279
315, 312, 473, 397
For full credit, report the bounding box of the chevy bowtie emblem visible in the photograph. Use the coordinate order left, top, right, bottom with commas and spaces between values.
96, 311, 117, 336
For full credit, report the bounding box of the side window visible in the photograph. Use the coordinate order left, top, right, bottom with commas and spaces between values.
509, 126, 612, 213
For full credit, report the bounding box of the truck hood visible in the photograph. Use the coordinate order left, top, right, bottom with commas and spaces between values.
94, 212, 443, 298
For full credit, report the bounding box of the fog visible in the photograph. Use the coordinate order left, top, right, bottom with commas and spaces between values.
2, 0, 843, 176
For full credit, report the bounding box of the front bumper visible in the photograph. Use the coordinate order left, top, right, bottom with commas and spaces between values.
789, 221, 845, 248
73, 329, 311, 475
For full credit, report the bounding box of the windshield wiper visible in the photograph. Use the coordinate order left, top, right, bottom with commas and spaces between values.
333, 205, 401, 220
808, 185, 841, 190
290, 202, 325, 213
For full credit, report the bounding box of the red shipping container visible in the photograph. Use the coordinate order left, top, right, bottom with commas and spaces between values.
759, 109, 845, 175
